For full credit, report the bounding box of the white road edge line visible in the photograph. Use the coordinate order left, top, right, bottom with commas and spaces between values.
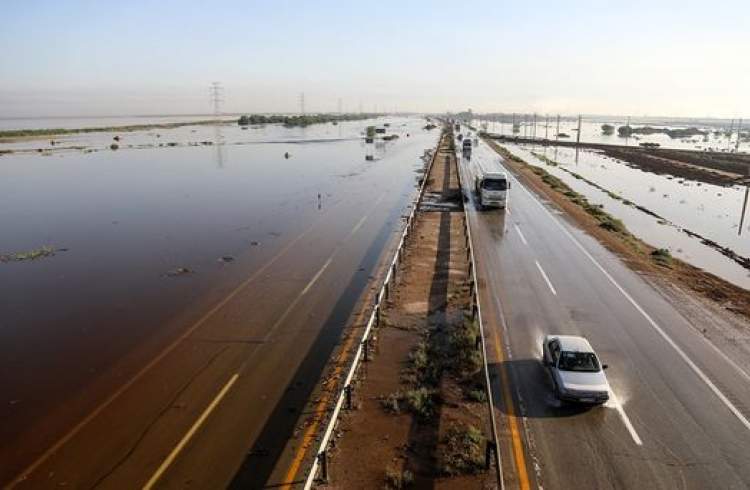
514, 223, 529, 246
510, 160, 750, 433
609, 391, 643, 446
143, 373, 239, 490
535, 260, 557, 296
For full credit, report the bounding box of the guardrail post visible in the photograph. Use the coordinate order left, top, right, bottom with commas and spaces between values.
375, 305, 381, 326
467, 260, 473, 279
363, 339, 369, 362
472, 303, 478, 322
319, 450, 329, 483
345, 385, 353, 410
485, 440, 497, 471
475, 334, 482, 350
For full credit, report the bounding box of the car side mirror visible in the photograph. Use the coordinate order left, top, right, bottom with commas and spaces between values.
602, 364, 609, 370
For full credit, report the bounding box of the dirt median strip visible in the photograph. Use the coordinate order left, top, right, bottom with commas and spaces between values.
301, 133, 496, 489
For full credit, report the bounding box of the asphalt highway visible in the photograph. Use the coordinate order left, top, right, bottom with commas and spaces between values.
460, 135, 750, 489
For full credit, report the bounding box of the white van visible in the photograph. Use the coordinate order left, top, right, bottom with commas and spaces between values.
472, 158, 510, 209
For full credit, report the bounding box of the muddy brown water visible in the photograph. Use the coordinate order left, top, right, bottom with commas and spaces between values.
0, 117, 438, 483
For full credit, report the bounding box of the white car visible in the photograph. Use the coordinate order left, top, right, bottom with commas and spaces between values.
542, 335, 610, 404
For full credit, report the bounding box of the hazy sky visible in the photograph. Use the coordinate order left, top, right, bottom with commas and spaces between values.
2, 0, 748, 118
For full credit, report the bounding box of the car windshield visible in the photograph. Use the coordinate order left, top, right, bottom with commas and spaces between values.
558, 351, 600, 372
483, 179, 507, 191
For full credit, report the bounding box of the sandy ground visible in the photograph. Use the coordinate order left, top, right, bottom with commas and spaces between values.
321, 134, 495, 489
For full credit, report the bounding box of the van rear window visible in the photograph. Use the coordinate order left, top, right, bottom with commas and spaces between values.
483, 179, 507, 191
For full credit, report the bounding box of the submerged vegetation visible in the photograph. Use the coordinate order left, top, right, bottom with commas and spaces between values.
618, 125, 706, 139
0, 246, 56, 263
237, 113, 374, 127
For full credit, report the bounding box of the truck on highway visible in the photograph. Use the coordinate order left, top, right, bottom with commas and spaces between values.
462, 138, 472, 155
470, 156, 510, 209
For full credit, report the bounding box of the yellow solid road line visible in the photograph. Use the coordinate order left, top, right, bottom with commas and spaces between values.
491, 317, 531, 490
142, 373, 239, 490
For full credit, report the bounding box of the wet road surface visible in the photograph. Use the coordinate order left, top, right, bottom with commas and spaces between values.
460, 135, 750, 489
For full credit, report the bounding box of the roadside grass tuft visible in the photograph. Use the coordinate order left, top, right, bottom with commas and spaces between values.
651, 248, 673, 267
438, 423, 485, 476
385, 465, 414, 489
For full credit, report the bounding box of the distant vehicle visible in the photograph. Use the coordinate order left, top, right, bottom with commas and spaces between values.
457, 133, 464, 141
454, 123, 460, 132
462, 138, 472, 153
470, 157, 509, 209
375, 127, 386, 134
542, 335, 610, 404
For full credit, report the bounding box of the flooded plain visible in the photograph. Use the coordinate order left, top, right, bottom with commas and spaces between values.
0, 116, 438, 471
474, 118, 749, 153
502, 143, 750, 289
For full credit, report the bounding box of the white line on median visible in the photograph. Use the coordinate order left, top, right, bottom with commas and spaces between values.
514, 223, 529, 246
510, 163, 750, 434
143, 373, 239, 490
535, 260, 557, 296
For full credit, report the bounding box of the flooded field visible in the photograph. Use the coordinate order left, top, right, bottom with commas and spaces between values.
0, 116, 438, 461
502, 143, 750, 289
473, 118, 749, 153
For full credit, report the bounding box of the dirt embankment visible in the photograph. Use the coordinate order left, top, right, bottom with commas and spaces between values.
601, 147, 744, 187
326, 134, 494, 489
485, 138, 750, 321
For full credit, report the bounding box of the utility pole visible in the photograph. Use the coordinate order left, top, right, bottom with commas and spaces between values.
209, 82, 224, 117
299, 92, 306, 115
555, 114, 560, 143
736, 119, 744, 153
576, 114, 582, 146
545, 114, 549, 140
626, 116, 631, 146
533, 113, 537, 140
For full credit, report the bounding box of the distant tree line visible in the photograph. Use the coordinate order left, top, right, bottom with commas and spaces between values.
238, 113, 374, 128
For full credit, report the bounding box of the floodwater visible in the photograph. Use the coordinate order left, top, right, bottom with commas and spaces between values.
473, 118, 749, 153
502, 143, 750, 290
0, 116, 438, 461
0, 114, 237, 131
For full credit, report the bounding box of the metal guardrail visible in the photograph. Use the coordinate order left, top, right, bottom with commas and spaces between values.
455, 139, 505, 489
302, 131, 443, 489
